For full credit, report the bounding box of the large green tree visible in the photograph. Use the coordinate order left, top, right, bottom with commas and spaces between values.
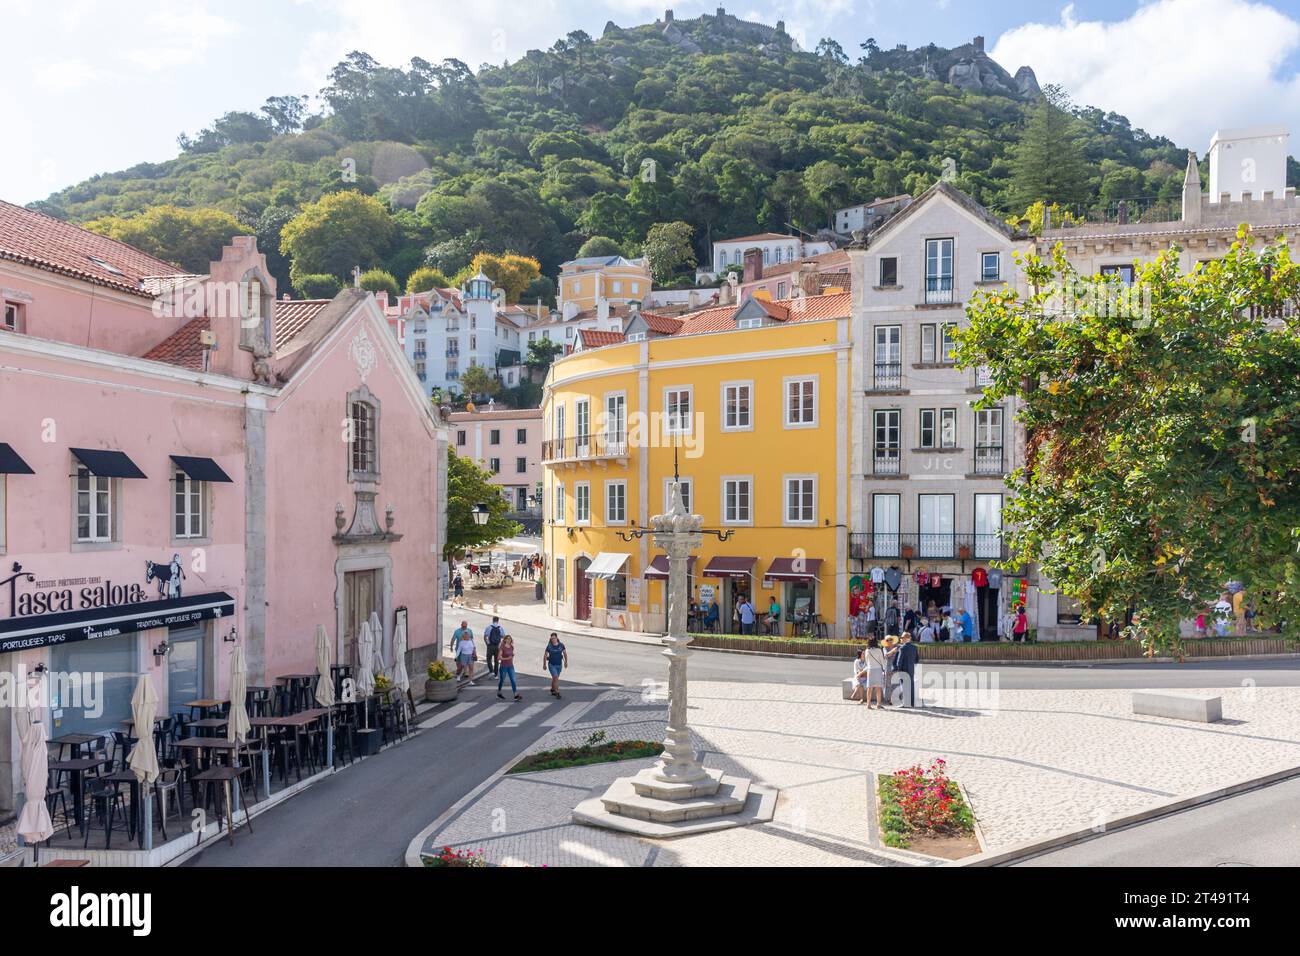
86, 205, 243, 273
1006, 85, 1094, 211
280, 191, 396, 282
641, 220, 696, 283
444, 451, 522, 561
958, 231, 1300, 654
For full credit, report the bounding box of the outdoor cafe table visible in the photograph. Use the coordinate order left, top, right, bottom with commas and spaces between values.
187, 717, 229, 738
276, 674, 318, 712
47, 757, 111, 829
250, 708, 331, 774
50, 733, 99, 759
183, 699, 227, 721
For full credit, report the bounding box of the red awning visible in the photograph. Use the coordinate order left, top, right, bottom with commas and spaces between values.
644, 555, 698, 580
763, 557, 824, 582
701, 556, 757, 579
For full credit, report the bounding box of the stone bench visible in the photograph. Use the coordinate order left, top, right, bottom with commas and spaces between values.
1132, 691, 1222, 723
842, 677, 860, 700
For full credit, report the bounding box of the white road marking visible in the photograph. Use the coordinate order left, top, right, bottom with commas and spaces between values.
542, 701, 589, 727
499, 702, 550, 727
418, 701, 476, 729
457, 703, 511, 727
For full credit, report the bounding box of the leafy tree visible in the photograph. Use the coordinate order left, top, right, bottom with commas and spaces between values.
959, 232, 1300, 655
816, 38, 848, 64
1007, 85, 1094, 211
521, 274, 555, 307
85, 205, 243, 273
641, 221, 696, 283
295, 273, 343, 298
359, 268, 399, 296
280, 191, 396, 281
406, 265, 451, 293
444, 450, 522, 561
459, 363, 500, 400
525, 337, 563, 375
453, 252, 541, 303
576, 235, 624, 258
261, 95, 308, 135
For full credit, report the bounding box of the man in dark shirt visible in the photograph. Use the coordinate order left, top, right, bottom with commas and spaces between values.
891, 632, 920, 707
483, 616, 504, 676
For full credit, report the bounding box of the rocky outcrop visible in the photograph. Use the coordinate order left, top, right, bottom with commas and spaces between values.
1015, 66, 1041, 98
865, 37, 1039, 100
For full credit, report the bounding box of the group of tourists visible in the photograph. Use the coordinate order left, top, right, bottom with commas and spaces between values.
448, 617, 569, 700
848, 601, 1031, 643
848, 631, 921, 708
513, 554, 542, 581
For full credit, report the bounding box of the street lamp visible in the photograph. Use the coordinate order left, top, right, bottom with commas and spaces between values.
471, 502, 490, 526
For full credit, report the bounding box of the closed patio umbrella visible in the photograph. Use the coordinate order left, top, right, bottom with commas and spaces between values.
368, 610, 387, 676
356, 620, 375, 728
314, 624, 335, 708
226, 646, 250, 745
127, 674, 160, 784
391, 617, 410, 695
16, 710, 54, 846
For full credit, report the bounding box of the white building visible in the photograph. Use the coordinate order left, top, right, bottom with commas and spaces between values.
708, 232, 835, 278
834, 195, 912, 238
389, 272, 526, 399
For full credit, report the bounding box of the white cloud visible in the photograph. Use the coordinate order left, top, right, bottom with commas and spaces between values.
991, 0, 1300, 152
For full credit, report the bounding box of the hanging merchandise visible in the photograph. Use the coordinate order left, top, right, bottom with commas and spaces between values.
972, 567, 988, 588
915, 570, 928, 586
929, 573, 943, 588
988, 568, 1003, 590
871, 567, 885, 584
850, 575, 864, 593
883, 567, 902, 593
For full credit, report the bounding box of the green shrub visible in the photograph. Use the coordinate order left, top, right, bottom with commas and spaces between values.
294, 273, 342, 298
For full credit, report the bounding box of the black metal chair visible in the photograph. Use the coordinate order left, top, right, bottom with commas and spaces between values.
153, 767, 184, 841
82, 777, 128, 849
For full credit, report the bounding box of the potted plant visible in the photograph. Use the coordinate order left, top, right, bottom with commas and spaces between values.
425, 660, 459, 703
901, 543, 915, 559
958, 544, 971, 560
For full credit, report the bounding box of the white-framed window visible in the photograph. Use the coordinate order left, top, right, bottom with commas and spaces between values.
627, 332, 647, 343
605, 480, 627, 525
981, 252, 1001, 282
75, 467, 113, 542
612, 281, 622, 293
975, 493, 1003, 559
456, 430, 466, 447
722, 381, 753, 431
349, 399, 377, 476
872, 493, 901, 557
631, 282, 640, 294
604, 392, 627, 451
776, 281, 788, 298
575, 398, 590, 451
3, 301, 24, 333
783, 475, 817, 525
737, 316, 763, 330
554, 481, 565, 524
920, 324, 937, 363
940, 407, 957, 447
554, 404, 566, 445
783, 376, 817, 428
1101, 264, 1136, 286
173, 471, 206, 539
489, 458, 501, 474
664, 386, 693, 435
919, 408, 957, 449
919, 493, 956, 558
878, 257, 898, 287
516, 428, 528, 444
663, 477, 693, 515
574, 482, 591, 524
722, 476, 753, 525
941, 323, 958, 363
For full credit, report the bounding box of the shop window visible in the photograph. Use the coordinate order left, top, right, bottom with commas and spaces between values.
607, 572, 628, 610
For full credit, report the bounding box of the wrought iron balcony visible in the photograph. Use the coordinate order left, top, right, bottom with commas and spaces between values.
925, 275, 954, 304
850, 532, 1008, 562
541, 433, 631, 464
972, 445, 1005, 476
870, 362, 903, 391
872, 446, 903, 475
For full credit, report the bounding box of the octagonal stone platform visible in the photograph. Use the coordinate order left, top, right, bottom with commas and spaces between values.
573, 771, 778, 838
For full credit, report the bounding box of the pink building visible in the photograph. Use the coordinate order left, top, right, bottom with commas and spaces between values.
0, 201, 447, 813
447, 407, 543, 521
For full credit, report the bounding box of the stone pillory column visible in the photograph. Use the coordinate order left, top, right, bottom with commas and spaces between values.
572, 481, 776, 837
650, 482, 706, 784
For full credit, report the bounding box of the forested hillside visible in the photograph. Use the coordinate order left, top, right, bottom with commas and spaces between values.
31, 11, 1261, 300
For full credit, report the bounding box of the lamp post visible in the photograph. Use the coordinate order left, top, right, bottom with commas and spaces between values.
471, 502, 490, 526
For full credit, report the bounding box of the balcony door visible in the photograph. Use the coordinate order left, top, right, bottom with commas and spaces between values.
975, 407, 1004, 474
873, 409, 901, 474
919, 493, 955, 558
575, 399, 590, 457
872, 493, 900, 558
975, 493, 1003, 559
925, 238, 954, 303
605, 394, 626, 455
874, 325, 901, 389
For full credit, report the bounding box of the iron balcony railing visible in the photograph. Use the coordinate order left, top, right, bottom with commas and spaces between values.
870, 362, 903, 391
972, 445, 1005, 475
925, 275, 954, 304
541, 433, 630, 463
850, 533, 1008, 562
872, 446, 902, 475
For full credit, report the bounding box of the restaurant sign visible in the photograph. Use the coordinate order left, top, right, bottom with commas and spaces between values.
0, 561, 234, 653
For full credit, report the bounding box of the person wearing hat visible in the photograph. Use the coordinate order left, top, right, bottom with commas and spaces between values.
892, 631, 919, 707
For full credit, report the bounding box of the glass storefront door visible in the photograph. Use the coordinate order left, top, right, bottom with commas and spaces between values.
167, 623, 206, 719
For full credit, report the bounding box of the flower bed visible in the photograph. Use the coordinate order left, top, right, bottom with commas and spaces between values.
877, 758, 980, 859
509, 730, 661, 774
423, 846, 488, 868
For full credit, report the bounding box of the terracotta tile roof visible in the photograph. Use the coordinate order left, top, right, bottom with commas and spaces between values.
642, 312, 683, 335
578, 329, 627, 349
447, 407, 544, 421
0, 199, 186, 297
140, 298, 333, 371
750, 248, 851, 279
715, 232, 799, 245
274, 299, 332, 344
651, 291, 851, 337
141, 317, 210, 370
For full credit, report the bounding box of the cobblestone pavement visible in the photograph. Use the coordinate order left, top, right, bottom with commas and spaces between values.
422, 680, 1300, 867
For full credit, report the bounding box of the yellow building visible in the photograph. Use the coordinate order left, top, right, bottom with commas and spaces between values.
541, 291, 853, 638
557, 255, 653, 316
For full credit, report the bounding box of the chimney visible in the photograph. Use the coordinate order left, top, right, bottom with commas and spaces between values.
743, 248, 764, 283
1117, 200, 1128, 225
1182, 150, 1203, 225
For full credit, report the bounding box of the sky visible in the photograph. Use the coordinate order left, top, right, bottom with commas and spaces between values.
3, 0, 1299, 204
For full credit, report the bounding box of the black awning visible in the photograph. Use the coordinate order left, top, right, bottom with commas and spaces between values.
0, 590, 236, 654
170, 455, 233, 483
0, 443, 34, 475
71, 448, 146, 479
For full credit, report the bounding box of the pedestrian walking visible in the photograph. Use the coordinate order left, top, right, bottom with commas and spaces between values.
1013, 604, 1029, 642
483, 616, 504, 676
455, 628, 478, 686
449, 620, 472, 679
452, 573, 464, 600
543, 633, 568, 698
496, 635, 521, 701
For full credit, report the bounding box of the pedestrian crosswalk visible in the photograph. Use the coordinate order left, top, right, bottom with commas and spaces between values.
415, 694, 595, 732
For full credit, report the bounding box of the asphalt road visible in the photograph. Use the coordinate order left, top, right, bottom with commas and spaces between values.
1016, 775, 1300, 867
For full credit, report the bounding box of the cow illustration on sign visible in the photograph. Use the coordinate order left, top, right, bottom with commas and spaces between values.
145, 554, 186, 599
